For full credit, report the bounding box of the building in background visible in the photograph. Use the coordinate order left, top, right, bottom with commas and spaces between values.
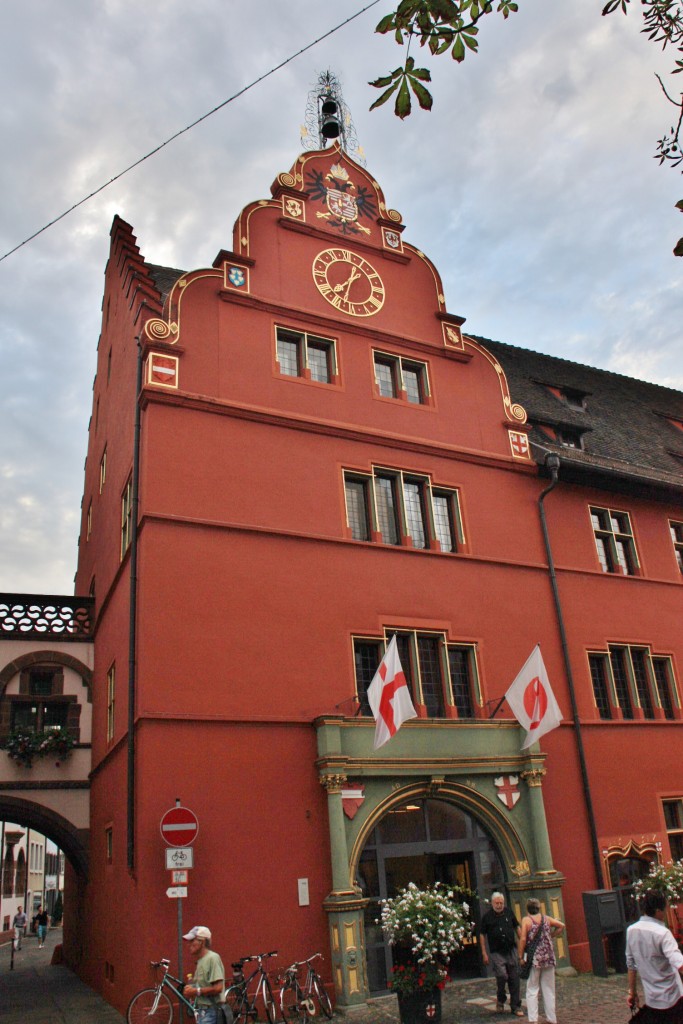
0, 823, 64, 932
1, 134, 682, 1015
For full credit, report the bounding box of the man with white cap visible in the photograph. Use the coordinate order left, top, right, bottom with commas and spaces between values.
183, 925, 225, 1024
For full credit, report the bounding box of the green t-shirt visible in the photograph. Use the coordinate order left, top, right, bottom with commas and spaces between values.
192, 949, 225, 1006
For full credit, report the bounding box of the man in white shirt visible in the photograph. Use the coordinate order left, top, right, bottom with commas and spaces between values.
626, 890, 683, 1022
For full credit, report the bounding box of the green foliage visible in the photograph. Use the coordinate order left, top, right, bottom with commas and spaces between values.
389, 959, 448, 996
1, 729, 74, 768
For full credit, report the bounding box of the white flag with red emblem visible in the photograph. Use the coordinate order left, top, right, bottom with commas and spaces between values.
367, 635, 417, 750
505, 645, 563, 749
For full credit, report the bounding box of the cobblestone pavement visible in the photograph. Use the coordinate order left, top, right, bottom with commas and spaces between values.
1, 930, 633, 1024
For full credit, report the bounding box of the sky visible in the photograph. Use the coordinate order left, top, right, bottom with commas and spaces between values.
1, 0, 681, 595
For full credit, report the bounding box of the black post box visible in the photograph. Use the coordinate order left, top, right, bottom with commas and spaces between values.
582, 889, 627, 976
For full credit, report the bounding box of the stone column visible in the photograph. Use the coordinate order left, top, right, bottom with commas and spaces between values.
521, 767, 554, 871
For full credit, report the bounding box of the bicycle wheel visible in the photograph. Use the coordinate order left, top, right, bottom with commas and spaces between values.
312, 975, 333, 1019
127, 988, 174, 1024
227, 984, 250, 1024
280, 979, 304, 1022
261, 975, 278, 1024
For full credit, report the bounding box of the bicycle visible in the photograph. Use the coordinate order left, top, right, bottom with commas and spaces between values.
126, 957, 198, 1023
226, 950, 278, 1023
278, 953, 333, 1022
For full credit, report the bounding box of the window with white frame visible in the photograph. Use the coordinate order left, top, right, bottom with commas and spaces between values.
663, 799, 683, 860
353, 630, 479, 719
373, 351, 430, 404
590, 506, 638, 575
106, 663, 116, 743
343, 467, 463, 552
99, 448, 107, 493
121, 477, 133, 559
670, 521, 683, 574
276, 327, 336, 384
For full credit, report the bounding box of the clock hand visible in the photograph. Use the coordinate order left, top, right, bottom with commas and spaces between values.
342, 269, 361, 300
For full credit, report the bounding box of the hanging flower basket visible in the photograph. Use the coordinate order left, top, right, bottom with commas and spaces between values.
380, 881, 474, 1022
1, 729, 74, 768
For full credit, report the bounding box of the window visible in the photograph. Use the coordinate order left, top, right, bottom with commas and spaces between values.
588, 646, 679, 720
663, 800, 683, 860
121, 478, 133, 558
555, 428, 583, 449
276, 327, 336, 384
542, 383, 588, 410
99, 448, 107, 493
343, 467, 463, 553
344, 476, 371, 542
590, 507, 638, 575
4, 666, 76, 741
670, 521, 683, 574
373, 352, 429, 405
105, 827, 113, 864
353, 631, 479, 719
106, 664, 116, 743
86, 501, 92, 541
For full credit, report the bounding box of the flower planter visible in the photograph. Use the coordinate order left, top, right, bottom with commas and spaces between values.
397, 987, 442, 1024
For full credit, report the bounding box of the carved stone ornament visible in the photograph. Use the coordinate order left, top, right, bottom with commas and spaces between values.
319, 773, 348, 793
521, 768, 547, 788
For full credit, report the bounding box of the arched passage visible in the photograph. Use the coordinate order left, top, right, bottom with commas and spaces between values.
350, 785, 527, 994
0, 795, 88, 880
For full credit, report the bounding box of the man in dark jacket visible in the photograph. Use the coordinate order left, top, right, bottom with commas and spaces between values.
480, 891, 523, 1015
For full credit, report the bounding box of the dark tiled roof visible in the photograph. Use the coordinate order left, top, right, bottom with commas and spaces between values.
476, 336, 683, 494
147, 263, 186, 305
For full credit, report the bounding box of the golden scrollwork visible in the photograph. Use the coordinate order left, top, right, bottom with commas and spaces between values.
278, 172, 297, 188
521, 768, 547, 788
510, 860, 531, 877
144, 319, 177, 342
319, 773, 347, 793
387, 208, 402, 222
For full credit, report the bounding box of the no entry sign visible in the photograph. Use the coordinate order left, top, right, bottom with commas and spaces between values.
160, 805, 199, 847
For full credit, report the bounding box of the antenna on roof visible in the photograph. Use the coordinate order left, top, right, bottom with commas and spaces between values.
300, 70, 365, 165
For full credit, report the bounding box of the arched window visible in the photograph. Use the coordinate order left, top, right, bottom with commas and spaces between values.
2, 847, 14, 897
14, 848, 26, 897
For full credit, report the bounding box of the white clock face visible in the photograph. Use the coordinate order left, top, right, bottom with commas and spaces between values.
312, 248, 385, 317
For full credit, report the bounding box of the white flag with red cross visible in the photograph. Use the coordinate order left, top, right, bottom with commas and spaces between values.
367, 635, 417, 750
505, 645, 563, 749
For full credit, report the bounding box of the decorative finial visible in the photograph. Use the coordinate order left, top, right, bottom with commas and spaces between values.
301, 71, 365, 166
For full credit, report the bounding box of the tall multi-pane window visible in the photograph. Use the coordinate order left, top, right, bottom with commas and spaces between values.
343, 468, 462, 553
590, 507, 638, 575
373, 351, 429, 405
609, 647, 634, 719
653, 658, 677, 720
121, 477, 133, 559
353, 631, 478, 719
663, 800, 683, 860
588, 654, 612, 720
99, 448, 107, 493
276, 327, 335, 383
345, 477, 371, 542
375, 475, 400, 545
670, 521, 683, 574
630, 648, 655, 718
403, 480, 427, 549
86, 502, 93, 541
106, 664, 116, 743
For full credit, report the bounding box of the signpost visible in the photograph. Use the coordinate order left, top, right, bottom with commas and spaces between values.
161, 800, 198, 979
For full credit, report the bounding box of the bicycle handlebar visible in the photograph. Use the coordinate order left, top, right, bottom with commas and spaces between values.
239, 950, 278, 964
285, 953, 324, 970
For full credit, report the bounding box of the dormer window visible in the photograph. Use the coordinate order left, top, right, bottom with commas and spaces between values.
542, 383, 588, 411
555, 428, 583, 449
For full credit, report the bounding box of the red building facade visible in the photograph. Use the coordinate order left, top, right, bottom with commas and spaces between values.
71, 143, 683, 1013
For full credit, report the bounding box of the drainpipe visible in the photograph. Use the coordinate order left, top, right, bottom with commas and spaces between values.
538, 452, 603, 888
127, 336, 143, 873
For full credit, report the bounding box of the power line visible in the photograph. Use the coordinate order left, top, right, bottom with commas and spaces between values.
0, 1, 382, 265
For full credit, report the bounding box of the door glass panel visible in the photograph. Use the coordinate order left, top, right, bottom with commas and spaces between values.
378, 804, 426, 844
426, 799, 469, 840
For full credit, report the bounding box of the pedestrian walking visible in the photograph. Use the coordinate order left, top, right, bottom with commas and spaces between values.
12, 906, 28, 950
35, 906, 49, 948
518, 898, 564, 1024
480, 891, 523, 1015
626, 889, 683, 1022
182, 925, 225, 1024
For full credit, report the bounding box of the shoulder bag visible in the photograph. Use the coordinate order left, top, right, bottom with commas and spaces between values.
519, 916, 545, 980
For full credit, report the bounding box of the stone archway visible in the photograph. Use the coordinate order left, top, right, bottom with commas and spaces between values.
0, 795, 88, 879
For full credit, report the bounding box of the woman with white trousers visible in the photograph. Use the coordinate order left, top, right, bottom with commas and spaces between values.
518, 898, 565, 1024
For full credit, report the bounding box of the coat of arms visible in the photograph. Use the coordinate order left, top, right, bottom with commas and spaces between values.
306, 163, 376, 236
494, 775, 520, 810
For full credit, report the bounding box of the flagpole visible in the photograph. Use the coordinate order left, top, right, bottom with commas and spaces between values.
538, 452, 603, 888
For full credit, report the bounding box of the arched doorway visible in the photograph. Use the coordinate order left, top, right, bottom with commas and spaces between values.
355, 796, 505, 993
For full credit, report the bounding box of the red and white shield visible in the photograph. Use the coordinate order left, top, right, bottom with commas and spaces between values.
494, 775, 520, 810
327, 188, 358, 222
508, 430, 530, 459
426, 1003, 437, 1018
341, 784, 365, 820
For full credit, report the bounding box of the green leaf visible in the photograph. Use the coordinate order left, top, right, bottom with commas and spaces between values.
369, 73, 398, 88
396, 77, 413, 118
369, 80, 401, 111
452, 33, 466, 60
410, 77, 434, 110
674, 237, 683, 256
375, 13, 397, 33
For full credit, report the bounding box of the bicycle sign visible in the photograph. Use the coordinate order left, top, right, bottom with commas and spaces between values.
165, 846, 194, 868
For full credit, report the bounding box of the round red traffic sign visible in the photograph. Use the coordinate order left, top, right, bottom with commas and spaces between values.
160, 805, 199, 848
